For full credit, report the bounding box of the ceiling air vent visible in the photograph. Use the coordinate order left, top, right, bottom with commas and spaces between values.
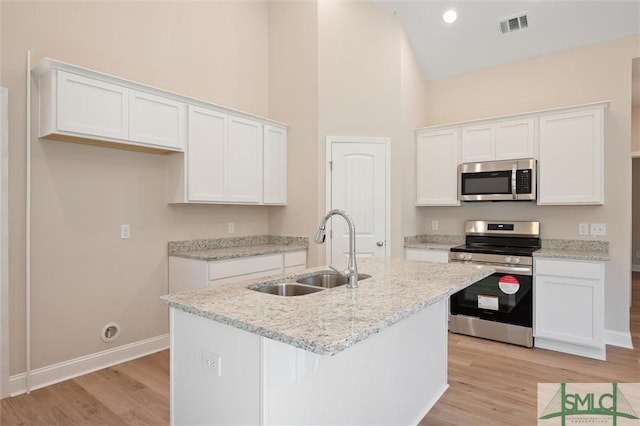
499, 13, 529, 34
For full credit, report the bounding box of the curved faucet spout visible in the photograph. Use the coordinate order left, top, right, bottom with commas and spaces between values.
315, 209, 358, 288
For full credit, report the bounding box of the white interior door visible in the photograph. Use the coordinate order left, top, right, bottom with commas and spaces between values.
327, 137, 390, 267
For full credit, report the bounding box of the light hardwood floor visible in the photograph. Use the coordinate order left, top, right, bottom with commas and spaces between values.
2, 274, 639, 426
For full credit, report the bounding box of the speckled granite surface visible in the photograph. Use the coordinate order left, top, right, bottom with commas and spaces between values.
161, 258, 494, 356
404, 234, 464, 251
535, 239, 609, 261
169, 235, 308, 261
404, 234, 610, 261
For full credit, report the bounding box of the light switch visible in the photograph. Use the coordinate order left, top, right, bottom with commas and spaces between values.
120, 224, 130, 239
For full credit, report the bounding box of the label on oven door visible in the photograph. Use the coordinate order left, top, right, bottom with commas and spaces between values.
478, 294, 499, 311
498, 275, 520, 295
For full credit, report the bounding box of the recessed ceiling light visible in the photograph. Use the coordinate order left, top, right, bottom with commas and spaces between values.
443, 9, 457, 24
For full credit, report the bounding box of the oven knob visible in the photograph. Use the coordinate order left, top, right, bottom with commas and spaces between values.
456, 253, 465, 260
464, 254, 472, 261
505, 256, 512, 263
513, 257, 521, 264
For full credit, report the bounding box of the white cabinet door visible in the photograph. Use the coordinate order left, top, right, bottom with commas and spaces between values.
228, 116, 263, 204
495, 118, 535, 160
57, 71, 128, 140
129, 90, 185, 150
538, 106, 604, 205
209, 254, 282, 285
187, 105, 227, 202
460, 118, 535, 163
284, 250, 307, 273
416, 128, 459, 206
405, 248, 448, 263
460, 124, 493, 163
534, 258, 605, 359
169, 251, 307, 291
263, 125, 287, 205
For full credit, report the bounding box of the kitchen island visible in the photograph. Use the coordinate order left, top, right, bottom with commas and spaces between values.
161, 258, 493, 425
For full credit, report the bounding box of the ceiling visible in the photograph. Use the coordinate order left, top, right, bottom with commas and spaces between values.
374, 0, 640, 81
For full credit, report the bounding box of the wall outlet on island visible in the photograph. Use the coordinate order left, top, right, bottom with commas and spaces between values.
201, 349, 222, 377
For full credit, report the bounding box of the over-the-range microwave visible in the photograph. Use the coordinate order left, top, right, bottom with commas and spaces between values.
458, 159, 536, 202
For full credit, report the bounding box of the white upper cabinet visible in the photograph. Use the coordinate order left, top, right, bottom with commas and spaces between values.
538, 104, 605, 205
37, 66, 185, 153
227, 116, 263, 204
263, 124, 288, 205
34, 58, 288, 206
416, 127, 460, 206
186, 106, 227, 202
168, 106, 285, 205
129, 90, 185, 151
460, 118, 535, 163
53, 71, 129, 141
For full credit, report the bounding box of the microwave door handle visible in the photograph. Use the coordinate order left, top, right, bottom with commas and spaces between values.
511, 165, 517, 199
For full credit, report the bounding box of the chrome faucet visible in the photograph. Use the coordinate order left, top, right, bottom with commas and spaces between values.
315, 209, 358, 289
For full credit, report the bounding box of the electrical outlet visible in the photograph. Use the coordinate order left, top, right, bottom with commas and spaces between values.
431, 220, 439, 231
590, 223, 606, 236
228, 222, 235, 234
201, 349, 222, 376
578, 223, 589, 235
120, 224, 130, 239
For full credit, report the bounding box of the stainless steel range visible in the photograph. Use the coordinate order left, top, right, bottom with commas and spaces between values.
449, 220, 540, 347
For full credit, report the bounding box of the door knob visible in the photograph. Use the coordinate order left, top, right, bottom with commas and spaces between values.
376, 241, 384, 247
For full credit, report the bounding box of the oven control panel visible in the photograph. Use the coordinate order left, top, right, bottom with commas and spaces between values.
449, 252, 533, 266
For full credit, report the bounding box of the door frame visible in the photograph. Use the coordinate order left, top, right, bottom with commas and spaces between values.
324, 136, 391, 264
1, 88, 8, 398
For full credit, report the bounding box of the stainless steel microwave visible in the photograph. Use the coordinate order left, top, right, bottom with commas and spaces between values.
458, 159, 536, 201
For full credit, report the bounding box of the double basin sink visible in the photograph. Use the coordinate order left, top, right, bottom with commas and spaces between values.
250, 270, 371, 296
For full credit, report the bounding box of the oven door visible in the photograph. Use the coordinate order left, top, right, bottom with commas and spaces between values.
450, 271, 532, 327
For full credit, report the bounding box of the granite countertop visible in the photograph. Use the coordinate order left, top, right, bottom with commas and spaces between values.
169, 235, 308, 261
404, 234, 610, 261
534, 239, 610, 261
161, 258, 494, 356
404, 234, 464, 251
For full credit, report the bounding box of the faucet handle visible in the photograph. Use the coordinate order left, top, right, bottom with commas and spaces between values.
329, 265, 349, 276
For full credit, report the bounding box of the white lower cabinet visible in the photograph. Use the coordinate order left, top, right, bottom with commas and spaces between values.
405, 248, 449, 263
534, 258, 605, 360
169, 250, 307, 293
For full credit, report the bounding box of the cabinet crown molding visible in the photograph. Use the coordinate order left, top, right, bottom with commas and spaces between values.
416, 100, 610, 133
32, 57, 288, 128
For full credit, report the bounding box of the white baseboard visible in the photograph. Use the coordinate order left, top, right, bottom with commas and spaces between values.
9, 334, 169, 397
605, 329, 634, 349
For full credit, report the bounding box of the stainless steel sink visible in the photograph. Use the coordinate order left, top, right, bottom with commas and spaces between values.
250, 282, 324, 296
296, 271, 372, 288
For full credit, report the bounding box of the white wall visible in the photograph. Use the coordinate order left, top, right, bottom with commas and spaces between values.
2, 0, 273, 375
419, 36, 639, 336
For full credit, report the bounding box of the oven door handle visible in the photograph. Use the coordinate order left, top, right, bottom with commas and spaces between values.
494, 265, 532, 275
511, 164, 517, 200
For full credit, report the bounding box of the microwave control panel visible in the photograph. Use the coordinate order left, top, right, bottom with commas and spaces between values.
516, 169, 532, 194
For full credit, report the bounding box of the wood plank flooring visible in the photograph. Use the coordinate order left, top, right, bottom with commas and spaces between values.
2, 274, 638, 426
